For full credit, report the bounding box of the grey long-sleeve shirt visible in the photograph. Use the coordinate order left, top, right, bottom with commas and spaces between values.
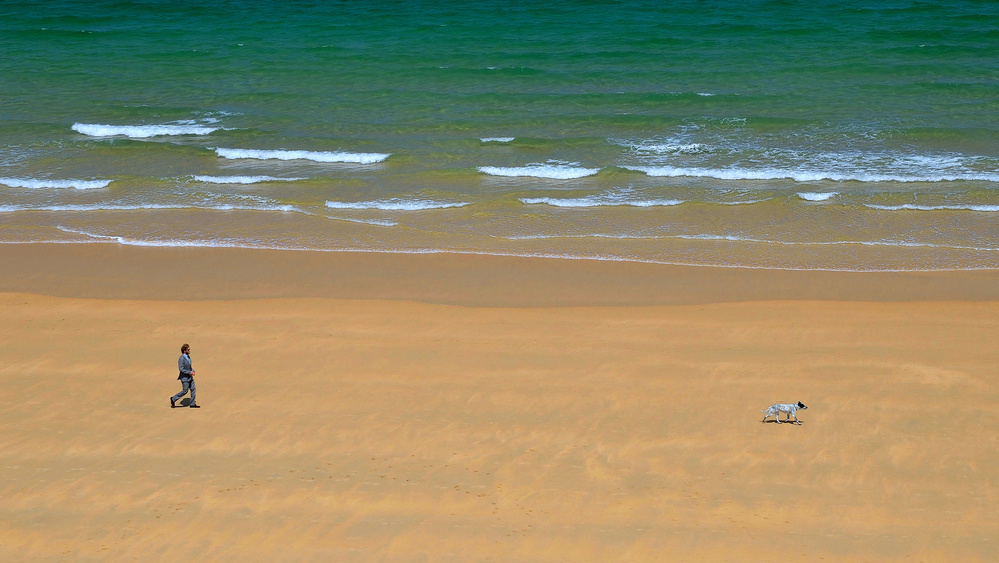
178, 353, 193, 379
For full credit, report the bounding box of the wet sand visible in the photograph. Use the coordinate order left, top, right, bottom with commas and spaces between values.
4, 243, 999, 305
1, 244, 997, 561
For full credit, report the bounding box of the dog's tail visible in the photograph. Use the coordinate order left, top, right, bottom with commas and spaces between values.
760, 408, 767, 413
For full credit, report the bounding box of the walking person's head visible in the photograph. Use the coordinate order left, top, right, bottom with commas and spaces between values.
181, 343, 190, 354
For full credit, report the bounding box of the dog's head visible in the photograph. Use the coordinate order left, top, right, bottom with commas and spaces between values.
797, 401, 807, 409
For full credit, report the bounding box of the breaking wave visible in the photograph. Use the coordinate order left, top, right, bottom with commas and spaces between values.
0, 177, 111, 189
72, 122, 221, 138
325, 198, 469, 210
623, 166, 999, 183
797, 192, 838, 201
866, 203, 999, 212
191, 175, 306, 184
215, 148, 390, 163
478, 164, 600, 180
520, 194, 684, 207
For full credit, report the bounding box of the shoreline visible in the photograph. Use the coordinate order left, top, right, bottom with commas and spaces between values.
4, 242, 999, 305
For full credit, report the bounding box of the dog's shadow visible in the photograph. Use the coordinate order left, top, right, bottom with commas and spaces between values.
762, 419, 803, 424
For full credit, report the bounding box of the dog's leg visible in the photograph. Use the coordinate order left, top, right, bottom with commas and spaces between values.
793, 413, 801, 425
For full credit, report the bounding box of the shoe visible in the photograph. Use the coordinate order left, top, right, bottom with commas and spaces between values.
189, 404, 201, 408
170, 397, 176, 408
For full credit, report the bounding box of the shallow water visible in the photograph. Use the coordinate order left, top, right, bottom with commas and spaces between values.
2, 0, 997, 270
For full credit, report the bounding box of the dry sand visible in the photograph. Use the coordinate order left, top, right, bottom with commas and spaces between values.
1, 244, 997, 561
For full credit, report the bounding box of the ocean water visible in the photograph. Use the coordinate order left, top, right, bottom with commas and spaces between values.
1, 0, 997, 271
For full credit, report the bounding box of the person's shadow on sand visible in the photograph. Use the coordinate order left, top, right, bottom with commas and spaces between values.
175, 398, 193, 408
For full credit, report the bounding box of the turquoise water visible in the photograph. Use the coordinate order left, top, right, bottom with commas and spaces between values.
2, 0, 997, 270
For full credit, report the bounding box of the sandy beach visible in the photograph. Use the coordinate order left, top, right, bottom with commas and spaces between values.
1, 244, 997, 561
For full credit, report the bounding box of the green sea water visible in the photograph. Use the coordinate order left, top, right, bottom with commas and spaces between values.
2, 0, 997, 270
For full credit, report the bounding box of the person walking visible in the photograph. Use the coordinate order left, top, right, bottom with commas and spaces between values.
171, 343, 200, 408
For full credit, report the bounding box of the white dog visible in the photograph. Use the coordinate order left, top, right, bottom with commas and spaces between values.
761, 401, 807, 425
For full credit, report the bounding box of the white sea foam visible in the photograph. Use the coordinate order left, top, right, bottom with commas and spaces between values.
674, 234, 999, 251
40, 222, 999, 255
55, 226, 238, 247
6, 234, 995, 273
505, 233, 660, 240
334, 217, 399, 227
0, 202, 305, 213
613, 139, 709, 154
325, 199, 469, 211
624, 165, 999, 183
0, 177, 111, 189
866, 203, 999, 212
719, 199, 771, 205
480, 137, 515, 143
198, 203, 301, 212
797, 192, 838, 201
215, 148, 389, 164
192, 175, 306, 184
639, 143, 706, 154
519, 195, 683, 208
72, 122, 221, 138
478, 165, 600, 180
1, 203, 182, 212
505, 232, 999, 253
